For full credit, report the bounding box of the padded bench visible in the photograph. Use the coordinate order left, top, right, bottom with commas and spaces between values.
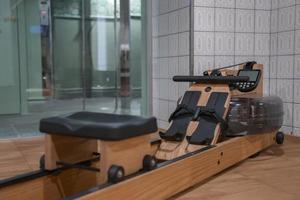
40, 111, 158, 140
40, 112, 158, 182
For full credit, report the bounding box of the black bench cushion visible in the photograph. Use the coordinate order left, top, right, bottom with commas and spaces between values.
39, 112, 158, 141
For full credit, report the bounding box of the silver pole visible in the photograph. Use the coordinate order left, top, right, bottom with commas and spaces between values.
81, 0, 86, 110
113, 0, 118, 113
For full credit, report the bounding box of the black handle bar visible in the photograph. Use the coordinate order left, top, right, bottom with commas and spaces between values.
173, 76, 249, 84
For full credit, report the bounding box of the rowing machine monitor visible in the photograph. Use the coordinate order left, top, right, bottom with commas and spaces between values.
236, 69, 261, 92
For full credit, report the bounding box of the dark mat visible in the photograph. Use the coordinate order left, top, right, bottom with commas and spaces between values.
187, 92, 228, 145
160, 91, 201, 141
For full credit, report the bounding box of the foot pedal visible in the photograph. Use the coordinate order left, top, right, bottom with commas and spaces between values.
187, 92, 228, 145
160, 91, 201, 141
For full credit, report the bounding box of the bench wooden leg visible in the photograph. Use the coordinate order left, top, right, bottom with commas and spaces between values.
45, 134, 98, 170
97, 134, 153, 183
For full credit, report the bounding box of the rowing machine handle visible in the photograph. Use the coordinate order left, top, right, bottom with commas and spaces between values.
173, 76, 249, 84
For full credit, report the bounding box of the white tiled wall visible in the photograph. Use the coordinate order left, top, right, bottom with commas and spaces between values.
152, 0, 191, 129
193, 0, 300, 136
152, 0, 300, 136
270, 0, 300, 135
193, 0, 271, 90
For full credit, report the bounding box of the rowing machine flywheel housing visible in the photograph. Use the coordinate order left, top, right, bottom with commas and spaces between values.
226, 96, 284, 136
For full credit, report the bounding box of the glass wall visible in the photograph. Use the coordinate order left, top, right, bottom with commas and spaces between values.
0, 0, 148, 139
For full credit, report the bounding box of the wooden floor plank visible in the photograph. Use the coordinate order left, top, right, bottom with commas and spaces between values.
0, 140, 33, 179
175, 135, 300, 200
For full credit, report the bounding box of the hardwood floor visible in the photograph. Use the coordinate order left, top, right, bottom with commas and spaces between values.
174, 135, 300, 200
0, 135, 300, 200
0, 137, 44, 180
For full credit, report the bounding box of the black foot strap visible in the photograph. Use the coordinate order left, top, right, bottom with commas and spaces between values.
187, 92, 228, 145
160, 91, 201, 141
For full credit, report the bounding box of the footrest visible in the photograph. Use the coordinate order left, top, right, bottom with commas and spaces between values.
40, 112, 158, 141
159, 91, 201, 141
188, 92, 228, 145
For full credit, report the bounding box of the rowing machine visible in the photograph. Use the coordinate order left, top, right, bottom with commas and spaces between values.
0, 62, 284, 200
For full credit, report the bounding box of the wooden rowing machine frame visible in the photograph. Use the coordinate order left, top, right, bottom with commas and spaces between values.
0, 63, 284, 200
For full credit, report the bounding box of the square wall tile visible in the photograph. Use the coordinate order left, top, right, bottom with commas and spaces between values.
294, 55, 300, 78
152, 98, 159, 117
194, 0, 215, 7
158, 36, 169, 57
277, 31, 294, 55
158, 14, 169, 36
153, 17, 159, 37
276, 56, 294, 78
235, 33, 255, 55
215, 0, 235, 8
179, 56, 190, 75
179, 7, 190, 32
159, 58, 169, 78
168, 11, 179, 34
153, 79, 159, 98
269, 79, 277, 95
159, 0, 169, 14
276, 79, 293, 102
168, 57, 179, 78
153, 58, 159, 78
215, 8, 235, 32
179, 32, 190, 56
178, 82, 190, 96
294, 80, 300, 103
278, 6, 295, 32
236, 9, 255, 32
295, 30, 300, 54
255, 56, 270, 78
271, 10, 278, 33
236, 0, 255, 9
152, 0, 159, 16
168, 80, 179, 101
168, 34, 179, 56
255, 0, 272, 10
194, 7, 215, 31
159, 79, 169, 100
270, 56, 277, 78
194, 56, 214, 75
194, 32, 215, 55
278, 0, 295, 8
270, 34, 278, 56
294, 104, 300, 127
283, 103, 293, 126
272, 0, 279, 9
263, 78, 270, 95
255, 11, 271, 33
179, 0, 191, 8
168, 0, 178, 11
215, 33, 235, 55
215, 56, 234, 67
296, 5, 300, 29
255, 34, 270, 56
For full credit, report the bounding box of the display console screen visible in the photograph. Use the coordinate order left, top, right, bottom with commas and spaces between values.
238, 70, 259, 82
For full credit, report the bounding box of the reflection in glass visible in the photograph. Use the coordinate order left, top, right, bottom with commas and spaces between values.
0, 0, 146, 139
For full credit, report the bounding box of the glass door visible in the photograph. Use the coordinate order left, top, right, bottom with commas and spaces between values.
82, 0, 147, 115
0, 0, 20, 114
